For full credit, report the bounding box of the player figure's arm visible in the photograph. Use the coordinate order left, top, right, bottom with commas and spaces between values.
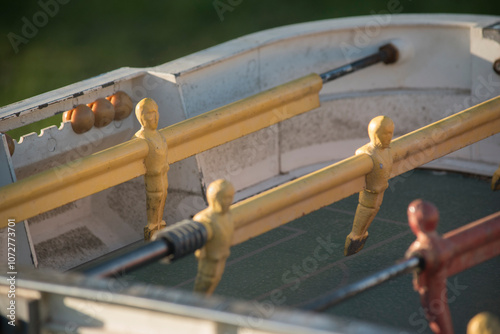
491, 166, 500, 191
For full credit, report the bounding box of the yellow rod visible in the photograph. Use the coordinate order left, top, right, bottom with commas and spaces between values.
0, 139, 147, 211
231, 95, 500, 245
231, 155, 373, 245
391, 95, 500, 176
0, 74, 323, 226
164, 73, 323, 163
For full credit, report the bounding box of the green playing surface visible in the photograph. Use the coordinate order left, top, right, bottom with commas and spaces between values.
81, 169, 500, 333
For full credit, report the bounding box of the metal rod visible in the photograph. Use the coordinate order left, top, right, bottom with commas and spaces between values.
82, 240, 171, 278
301, 256, 422, 312
320, 43, 398, 84
82, 220, 207, 278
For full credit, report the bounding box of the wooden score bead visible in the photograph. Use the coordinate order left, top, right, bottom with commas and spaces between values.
89, 98, 115, 128
63, 104, 95, 134
107, 91, 133, 121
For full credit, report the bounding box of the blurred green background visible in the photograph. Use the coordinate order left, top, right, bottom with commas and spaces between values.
1, 1, 499, 139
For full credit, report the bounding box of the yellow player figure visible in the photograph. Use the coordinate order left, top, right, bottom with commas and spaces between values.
491, 166, 500, 191
344, 116, 394, 256
134, 98, 169, 241
467, 312, 500, 334
193, 179, 235, 296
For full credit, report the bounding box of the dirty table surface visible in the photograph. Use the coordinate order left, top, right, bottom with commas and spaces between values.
83, 169, 500, 334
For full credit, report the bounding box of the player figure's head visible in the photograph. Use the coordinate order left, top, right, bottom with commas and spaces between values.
136, 98, 159, 131
467, 312, 500, 334
368, 115, 394, 149
207, 179, 235, 214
